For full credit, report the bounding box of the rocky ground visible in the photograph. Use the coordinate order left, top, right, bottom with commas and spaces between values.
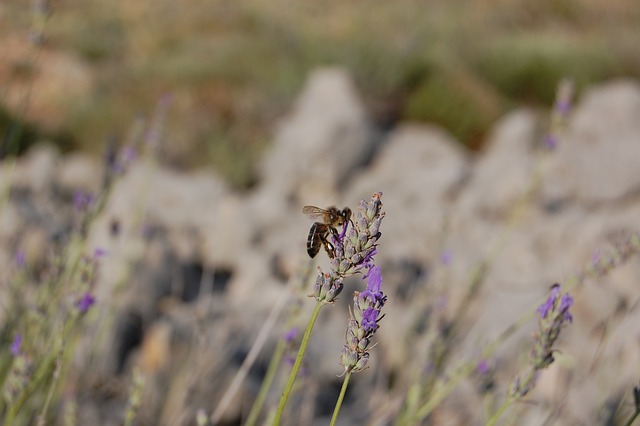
2, 68, 640, 425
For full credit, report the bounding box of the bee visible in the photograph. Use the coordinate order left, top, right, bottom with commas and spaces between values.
302, 205, 352, 259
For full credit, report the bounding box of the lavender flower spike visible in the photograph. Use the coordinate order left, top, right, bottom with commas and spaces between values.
533, 284, 573, 368
10, 334, 22, 356
340, 264, 387, 374
512, 283, 574, 398
312, 192, 385, 304
76, 292, 96, 314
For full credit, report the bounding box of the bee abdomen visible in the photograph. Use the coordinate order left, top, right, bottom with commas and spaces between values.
307, 222, 323, 258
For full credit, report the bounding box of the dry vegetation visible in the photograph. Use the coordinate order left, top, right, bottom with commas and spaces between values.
2, 0, 640, 186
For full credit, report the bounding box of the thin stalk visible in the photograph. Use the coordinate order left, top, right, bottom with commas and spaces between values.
211, 291, 289, 424
245, 339, 287, 426
330, 372, 351, 426
273, 302, 324, 425
623, 411, 639, 426
36, 341, 64, 426
485, 396, 512, 426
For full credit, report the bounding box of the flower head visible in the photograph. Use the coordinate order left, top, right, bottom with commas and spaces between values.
536, 284, 561, 319
76, 292, 96, 314
440, 249, 453, 266
340, 263, 387, 374
93, 247, 108, 259
14, 251, 26, 268
73, 191, 95, 212
559, 293, 573, 323
10, 334, 22, 357
283, 327, 299, 344
543, 79, 574, 151
476, 359, 490, 376
311, 192, 385, 304
513, 283, 574, 398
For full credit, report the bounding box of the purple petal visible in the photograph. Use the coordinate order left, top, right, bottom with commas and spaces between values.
10, 334, 22, 356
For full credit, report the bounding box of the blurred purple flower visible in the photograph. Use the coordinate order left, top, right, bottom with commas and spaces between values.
93, 247, 108, 258
436, 295, 448, 310
122, 146, 138, 163
10, 334, 22, 356
440, 249, 453, 266
536, 284, 561, 319
340, 263, 387, 373
476, 359, 490, 375
73, 191, 95, 211
559, 293, 573, 323
283, 327, 299, 343
544, 134, 557, 150
555, 99, 571, 115
76, 292, 96, 314
14, 251, 26, 268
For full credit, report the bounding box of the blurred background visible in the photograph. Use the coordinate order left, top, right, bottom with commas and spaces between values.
2, 0, 640, 186
3, 1, 640, 425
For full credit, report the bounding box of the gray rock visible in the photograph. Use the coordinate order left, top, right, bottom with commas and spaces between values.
456, 109, 539, 219
260, 67, 375, 206
56, 152, 104, 194
346, 123, 468, 261
542, 79, 640, 205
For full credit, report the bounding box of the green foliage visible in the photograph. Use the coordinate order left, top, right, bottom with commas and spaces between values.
404, 71, 502, 147
471, 33, 621, 104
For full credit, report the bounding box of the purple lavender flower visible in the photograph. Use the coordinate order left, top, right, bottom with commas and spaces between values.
311, 193, 385, 304
542, 79, 574, 151
340, 264, 387, 374
513, 283, 574, 398
543, 134, 558, 150
122, 146, 138, 164
361, 308, 380, 332
10, 334, 22, 356
559, 293, 573, 322
73, 191, 95, 212
93, 247, 108, 258
440, 249, 453, 266
283, 327, 300, 344
14, 251, 26, 268
476, 359, 490, 376
554, 80, 574, 115
536, 284, 561, 319
113, 145, 139, 175
362, 265, 383, 297
76, 292, 96, 314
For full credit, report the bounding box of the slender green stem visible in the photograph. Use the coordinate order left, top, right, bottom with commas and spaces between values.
124, 368, 145, 426
273, 302, 324, 425
330, 372, 351, 426
485, 396, 513, 426
4, 352, 57, 426
623, 410, 640, 426
245, 339, 287, 426
36, 344, 64, 426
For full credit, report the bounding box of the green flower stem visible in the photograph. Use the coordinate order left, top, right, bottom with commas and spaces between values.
4, 351, 57, 426
36, 343, 64, 426
485, 396, 513, 426
330, 372, 351, 426
273, 301, 324, 425
124, 368, 145, 426
623, 410, 639, 426
245, 339, 287, 426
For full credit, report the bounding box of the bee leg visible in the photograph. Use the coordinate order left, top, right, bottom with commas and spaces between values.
320, 233, 336, 259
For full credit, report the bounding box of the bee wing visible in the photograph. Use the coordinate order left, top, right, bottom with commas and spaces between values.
302, 205, 327, 219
